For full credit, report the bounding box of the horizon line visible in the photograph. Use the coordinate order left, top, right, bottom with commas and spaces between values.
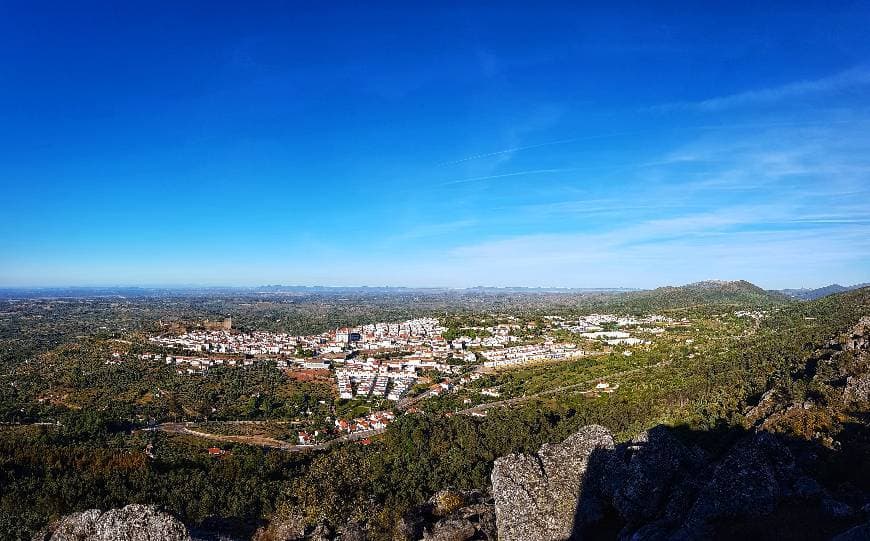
1, 280, 868, 292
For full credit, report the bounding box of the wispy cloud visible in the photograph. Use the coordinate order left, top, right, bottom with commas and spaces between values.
437, 132, 637, 167
514, 199, 671, 217
421, 110, 870, 287
387, 219, 477, 241
436, 156, 703, 188
439, 168, 570, 186
442, 209, 870, 288
659, 66, 870, 112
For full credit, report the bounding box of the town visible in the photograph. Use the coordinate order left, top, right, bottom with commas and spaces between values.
136, 312, 690, 442
146, 313, 669, 388
112, 301, 777, 454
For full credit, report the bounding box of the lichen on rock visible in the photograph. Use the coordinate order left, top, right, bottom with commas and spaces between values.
35, 504, 191, 541
491, 424, 614, 541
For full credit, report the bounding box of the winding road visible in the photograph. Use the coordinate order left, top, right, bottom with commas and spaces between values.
148, 423, 385, 452
146, 360, 669, 450
457, 360, 669, 416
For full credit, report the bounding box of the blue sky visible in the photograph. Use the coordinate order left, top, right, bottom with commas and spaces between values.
1, 2, 869, 288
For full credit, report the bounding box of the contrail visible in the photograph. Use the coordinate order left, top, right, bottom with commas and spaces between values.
437, 131, 639, 167
440, 168, 571, 186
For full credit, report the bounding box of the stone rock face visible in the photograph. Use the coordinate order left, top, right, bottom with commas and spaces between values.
489, 423, 870, 540
252, 511, 306, 541
306, 523, 333, 541
395, 490, 495, 541
491, 424, 614, 541
744, 388, 781, 426
599, 428, 815, 539
335, 521, 366, 541
396, 507, 427, 541
35, 504, 191, 541
38, 510, 103, 541
422, 517, 477, 541
602, 426, 706, 531
842, 316, 870, 407
844, 374, 870, 405
832, 521, 870, 541
845, 316, 870, 352
678, 433, 800, 537
450, 314, 870, 540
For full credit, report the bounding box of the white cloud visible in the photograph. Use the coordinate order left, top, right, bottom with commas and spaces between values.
433, 113, 870, 289
660, 67, 870, 112
438, 221, 870, 288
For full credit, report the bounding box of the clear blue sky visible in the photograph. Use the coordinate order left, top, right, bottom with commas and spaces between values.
2, 2, 869, 288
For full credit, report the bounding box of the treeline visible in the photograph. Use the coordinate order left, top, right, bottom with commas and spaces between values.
0, 428, 303, 540
1, 338, 333, 424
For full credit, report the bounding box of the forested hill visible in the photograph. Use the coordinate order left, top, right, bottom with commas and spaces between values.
780, 283, 870, 301
603, 279, 791, 312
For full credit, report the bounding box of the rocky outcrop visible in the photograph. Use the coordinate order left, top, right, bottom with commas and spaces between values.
743, 314, 870, 437
335, 521, 366, 541
252, 508, 307, 541
840, 317, 870, 408
490, 425, 614, 541
676, 432, 807, 538
253, 516, 360, 541
422, 517, 477, 541
36, 510, 103, 541
601, 426, 707, 533
844, 374, 870, 406
488, 422, 870, 540
744, 388, 787, 427
397, 489, 495, 541
832, 521, 870, 541
34, 504, 191, 541
845, 316, 870, 352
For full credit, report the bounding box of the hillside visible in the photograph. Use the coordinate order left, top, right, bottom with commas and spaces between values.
781, 283, 870, 301
487, 286, 870, 540
2, 285, 869, 540
264, 286, 870, 539
609, 279, 791, 312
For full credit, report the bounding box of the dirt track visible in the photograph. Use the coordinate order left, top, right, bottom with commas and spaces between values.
150, 422, 384, 452
457, 360, 668, 416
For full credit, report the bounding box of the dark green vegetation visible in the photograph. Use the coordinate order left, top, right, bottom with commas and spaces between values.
1, 338, 333, 425
611, 279, 791, 311
780, 282, 870, 301
1, 283, 868, 540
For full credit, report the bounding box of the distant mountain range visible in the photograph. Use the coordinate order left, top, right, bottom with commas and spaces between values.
258, 285, 641, 293
778, 283, 870, 301
2, 280, 867, 304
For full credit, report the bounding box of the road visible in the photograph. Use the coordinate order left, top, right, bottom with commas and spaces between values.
148, 423, 385, 452
397, 387, 439, 411
12, 359, 669, 452
160, 360, 672, 450
456, 360, 669, 416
